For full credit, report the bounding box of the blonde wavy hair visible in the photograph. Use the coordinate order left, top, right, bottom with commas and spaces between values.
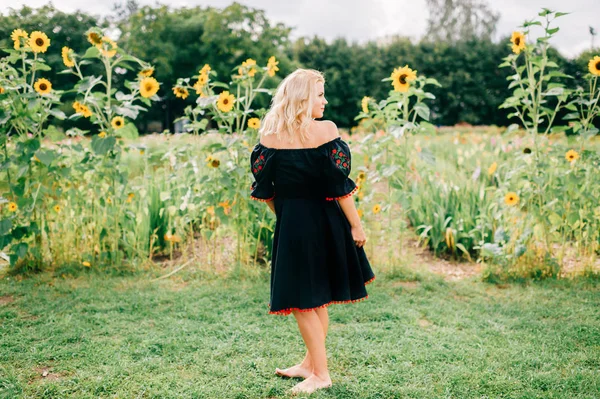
259, 68, 325, 144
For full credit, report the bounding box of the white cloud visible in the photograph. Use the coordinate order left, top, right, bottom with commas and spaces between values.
2, 0, 598, 57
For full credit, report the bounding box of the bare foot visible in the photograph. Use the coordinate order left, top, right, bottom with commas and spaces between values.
290, 374, 332, 395
275, 364, 312, 379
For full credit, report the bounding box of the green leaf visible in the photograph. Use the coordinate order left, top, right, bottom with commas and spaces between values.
32, 61, 52, 71
82, 46, 100, 59
48, 109, 66, 120
116, 123, 139, 139
9, 242, 28, 265
546, 27, 559, 35
414, 103, 430, 121
91, 135, 116, 155
34, 149, 56, 166
0, 219, 12, 236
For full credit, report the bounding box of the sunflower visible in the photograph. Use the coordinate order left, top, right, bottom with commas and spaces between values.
98, 131, 107, 138
510, 31, 526, 55
0, 86, 4, 95
372, 204, 381, 214
11, 28, 28, 50
199, 64, 211, 75
72, 101, 92, 118
164, 233, 182, 243
210, 158, 221, 168
86, 30, 103, 46
217, 91, 235, 112
197, 72, 209, 86
357, 171, 366, 180
126, 193, 135, 203
97, 36, 117, 58
111, 116, 125, 129
357, 209, 364, 218
193, 81, 206, 95
588, 56, 600, 76
390, 65, 417, 92
61, 46, 75, 68
248, 117, 260, 129
504, 192, 519, 206
238, 58, 257, 77
54, 205, 61, 213
361, 96, 370, 114
172, 86, 189, 99
219, 200, 233, 215
565, 149, 579, 162
267, 56, 279, 77
82, 261, 91, 267
487, 162, 497, 176
8, 202, 18, 212
34, 78, 52, 95
139, 67, 154, 77
28, 31, 51, 53
139, 77, 159, 98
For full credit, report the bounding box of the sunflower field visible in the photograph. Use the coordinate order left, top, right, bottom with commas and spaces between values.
1, 8, 599, 281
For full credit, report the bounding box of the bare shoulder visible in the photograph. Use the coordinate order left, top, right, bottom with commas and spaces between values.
315, 120, 340, 142
259, 132, 278, 148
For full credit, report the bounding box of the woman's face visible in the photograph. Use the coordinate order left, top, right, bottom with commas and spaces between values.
310, 80, 328, 119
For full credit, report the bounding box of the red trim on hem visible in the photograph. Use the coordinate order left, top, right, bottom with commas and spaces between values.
268, 275, 376, 316
250, 195, 275, 202
325, 186, 359, 201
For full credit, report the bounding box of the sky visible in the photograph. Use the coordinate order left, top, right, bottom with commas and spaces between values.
1, 0, 598, 58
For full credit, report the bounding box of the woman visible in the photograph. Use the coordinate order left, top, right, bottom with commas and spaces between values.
249, 68, 376, 395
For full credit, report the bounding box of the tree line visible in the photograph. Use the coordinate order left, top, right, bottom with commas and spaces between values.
0, 1, 596, 131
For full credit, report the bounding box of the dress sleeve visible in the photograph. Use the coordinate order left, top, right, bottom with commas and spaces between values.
250, 144, 275, 202
323, 139, 358, 201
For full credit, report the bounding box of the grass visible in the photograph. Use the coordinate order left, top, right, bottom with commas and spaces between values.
0, 267, 598, 398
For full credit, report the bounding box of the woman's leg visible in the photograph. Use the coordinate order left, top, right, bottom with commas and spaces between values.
289, 309, 332, 394
275, 307, 329, 378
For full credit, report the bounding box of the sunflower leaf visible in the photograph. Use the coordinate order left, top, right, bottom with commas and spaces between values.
82, 46, 100, 59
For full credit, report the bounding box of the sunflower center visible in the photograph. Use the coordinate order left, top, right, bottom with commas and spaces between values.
515, 38, 520, 46
145, 83, 152, 91
36, 38, 44, 46
223, 99, 229, 105
596, 61, 600, 70
39, 83, 47, 90
399, 74, 407, 84
116, 121, 122, 126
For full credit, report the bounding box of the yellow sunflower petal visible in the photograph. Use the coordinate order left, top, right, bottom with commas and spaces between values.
140, 77, 160, 98
29, 31, 51, 53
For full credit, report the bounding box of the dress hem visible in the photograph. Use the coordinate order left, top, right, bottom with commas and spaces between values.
325, 186, 359, 201
250, 194, 275, 202
268, 275, 376, 316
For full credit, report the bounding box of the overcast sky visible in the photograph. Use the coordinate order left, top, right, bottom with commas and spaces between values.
2, 0, 598, 58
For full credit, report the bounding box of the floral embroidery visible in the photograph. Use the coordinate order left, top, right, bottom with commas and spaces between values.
252, 153, 266, 174
331, 147, 349, 172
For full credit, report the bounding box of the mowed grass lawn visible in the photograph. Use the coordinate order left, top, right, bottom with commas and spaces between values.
0, 267, 598, 399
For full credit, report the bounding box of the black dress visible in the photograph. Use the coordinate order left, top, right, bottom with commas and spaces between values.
250, 136, 376, 316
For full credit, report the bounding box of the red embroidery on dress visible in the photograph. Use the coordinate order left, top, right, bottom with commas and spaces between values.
331, 148, 350, 172
268, 276, 376, 316
252, 152, 267, 174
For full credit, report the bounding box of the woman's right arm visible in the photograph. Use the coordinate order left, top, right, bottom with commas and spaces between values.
337, 196, 367, 248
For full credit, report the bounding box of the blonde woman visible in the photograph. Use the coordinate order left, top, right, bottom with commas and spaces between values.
250, 68, 375, 395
